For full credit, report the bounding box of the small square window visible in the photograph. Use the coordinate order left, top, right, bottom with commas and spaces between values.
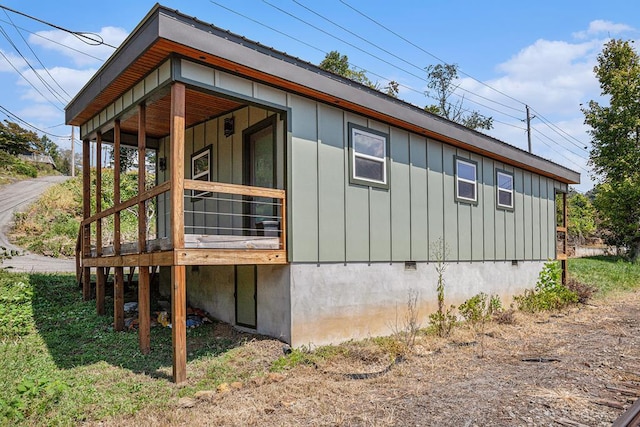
496, 170, 514, 209
455, 158, 477, 203
348, 123, 389, 189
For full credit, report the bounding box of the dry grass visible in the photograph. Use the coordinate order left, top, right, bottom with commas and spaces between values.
88, 290, 640, 427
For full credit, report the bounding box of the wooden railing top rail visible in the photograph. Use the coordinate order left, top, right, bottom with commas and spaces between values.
81, 180, 171, 227
184, 179, 285, 199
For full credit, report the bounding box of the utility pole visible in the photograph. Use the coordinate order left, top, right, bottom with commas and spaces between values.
526, 105, 532, 153
71, 126, 75, 177
525, 105, 536, 154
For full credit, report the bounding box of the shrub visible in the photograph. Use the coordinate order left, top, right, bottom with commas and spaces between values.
459, 293, 501, 329
514, 261, 579, 312
13, 162, 37, 178
565, 278, 597, 303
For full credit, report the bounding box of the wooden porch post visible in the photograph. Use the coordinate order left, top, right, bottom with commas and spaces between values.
113, 120, 124, 331
138, 104, 147, 254
95, 132, 105, 315
562, 191, 568, 285
138, 266, 150, 354
170, 82, 186, 383
82, 138, 91, 301
137, 104, 151, 352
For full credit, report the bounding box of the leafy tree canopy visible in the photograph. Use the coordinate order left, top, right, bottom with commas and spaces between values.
424, 63, 493, 131
0, 120, 39, 155
319, 50, 399, 98
582, 39, 640, 261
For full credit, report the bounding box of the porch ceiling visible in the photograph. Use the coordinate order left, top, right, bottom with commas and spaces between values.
119, 88, 243, 139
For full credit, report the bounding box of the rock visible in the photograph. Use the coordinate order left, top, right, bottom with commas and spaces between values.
217, 382, 230, 393
178, 397, 196, 408
267, 372, 286, 383
230, 381, 243, 390
194, 390, 216, 400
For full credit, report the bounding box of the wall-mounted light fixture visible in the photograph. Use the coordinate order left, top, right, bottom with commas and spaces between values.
159, 157, 167, 171
224, 117, 235, 137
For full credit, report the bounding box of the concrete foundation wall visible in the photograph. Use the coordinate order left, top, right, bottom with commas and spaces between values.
159, 264, 291, 343
289, 261, 544, 347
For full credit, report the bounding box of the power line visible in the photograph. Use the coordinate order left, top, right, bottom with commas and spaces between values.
213, 1, 585, 160
293, 0, 522, 114
0, 17, 105, 61
338, 0, 526, 108
0, 104, 68, 138
0, 48, 63, 111
529, 106, 590, 152
262, 0, 525, 124
0, 24, 68, 105
0, 4, 118, 49
2, 8, 71, 99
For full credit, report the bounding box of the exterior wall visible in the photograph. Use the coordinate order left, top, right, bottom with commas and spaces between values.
170, 58, 565, 264
156, 105, 284, 238
289, 261, 544, 347
289, 99, 562, 263
159, 264, 291, 342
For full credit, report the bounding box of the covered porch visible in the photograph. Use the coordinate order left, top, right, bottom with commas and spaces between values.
75, 74, 287, 382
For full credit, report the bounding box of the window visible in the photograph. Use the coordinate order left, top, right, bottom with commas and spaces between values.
455, 158, 477, 203
191, 145, 212, 198
349, 123, 389, 188
496, 170, 514, 209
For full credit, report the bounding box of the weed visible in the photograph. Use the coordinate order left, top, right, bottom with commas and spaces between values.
459, 293, 501, 357
514, 261, 578, 312
565, 278, 597, 303
428, 238, 456, 337
270, 347, 316, 372
389, 289, 421, 356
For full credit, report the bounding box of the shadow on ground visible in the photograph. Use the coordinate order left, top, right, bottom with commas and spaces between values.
29, 273, 260, 380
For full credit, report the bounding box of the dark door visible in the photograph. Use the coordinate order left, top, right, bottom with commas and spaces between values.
235, 265, 257, 328
243, 116, 277, 234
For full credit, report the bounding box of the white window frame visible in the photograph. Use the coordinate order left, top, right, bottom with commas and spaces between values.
349, 124, 389, 188
496, 170, 514, 209
455, 158, 477, 203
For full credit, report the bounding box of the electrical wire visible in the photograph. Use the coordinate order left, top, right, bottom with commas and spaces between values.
263, 0, 520, 123
0, 17, 105, 61
0, 104, 68, 138
338, 0, 526, 108
292, 0, 523, 115
2, 8, 71, 98
0, 48, 63, 111
0, 24, 68, 105
529, 106, 590, 152
0, 4, 118, 49
212, 0, 587, 158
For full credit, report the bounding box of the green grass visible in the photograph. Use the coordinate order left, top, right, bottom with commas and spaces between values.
0, 271, 262, 426
569, 255, 640, 296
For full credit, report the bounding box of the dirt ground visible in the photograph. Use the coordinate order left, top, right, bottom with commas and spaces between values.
103, 290, 640, 426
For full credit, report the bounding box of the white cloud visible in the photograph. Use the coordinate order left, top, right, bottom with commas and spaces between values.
573, 20, 636, 40
28, 26, 128, 66
0, 48, 28, 72
14, 66, 97, 106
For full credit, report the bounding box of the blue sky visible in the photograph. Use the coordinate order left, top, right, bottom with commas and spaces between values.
0, 0, 638, 191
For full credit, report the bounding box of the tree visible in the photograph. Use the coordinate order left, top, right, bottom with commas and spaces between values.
566, 190, 596, 245
424, 63, 493, 131
582, 39, 640, 261
319, 50, 399, 98
110, 146, 138, 173
0, 120, 39, 155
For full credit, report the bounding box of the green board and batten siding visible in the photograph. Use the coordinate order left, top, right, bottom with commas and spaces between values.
286, 94, 562, 263
156, 59, 565, 262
